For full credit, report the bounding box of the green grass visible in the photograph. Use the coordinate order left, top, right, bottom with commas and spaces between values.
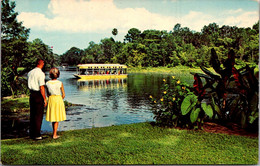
128, 66, 213, 85
1, 122, 258, 165
128, 66, 207, 74
128, 64, 259, 75
1, 97, 76, 113
1, 97, 30, 113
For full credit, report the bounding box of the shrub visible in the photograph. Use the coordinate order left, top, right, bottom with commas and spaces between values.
150, 76, 193, 128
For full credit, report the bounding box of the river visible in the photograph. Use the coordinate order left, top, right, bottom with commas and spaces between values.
41, 69, 194, 133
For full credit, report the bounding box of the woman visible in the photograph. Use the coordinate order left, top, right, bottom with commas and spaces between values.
46, 67, 66, 139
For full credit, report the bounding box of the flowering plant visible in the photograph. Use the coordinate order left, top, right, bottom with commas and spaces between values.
150, 76, 192, 128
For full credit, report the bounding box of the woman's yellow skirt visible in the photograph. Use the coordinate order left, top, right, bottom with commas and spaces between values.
46, 95, 66, 122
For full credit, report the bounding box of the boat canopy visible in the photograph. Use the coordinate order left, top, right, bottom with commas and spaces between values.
75, 63, 127, 78
77, 64, 127, 69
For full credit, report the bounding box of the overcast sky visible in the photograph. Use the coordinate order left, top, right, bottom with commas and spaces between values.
14, 0, 259, 55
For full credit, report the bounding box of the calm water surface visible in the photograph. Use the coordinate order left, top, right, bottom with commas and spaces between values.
41, 69, 193, 133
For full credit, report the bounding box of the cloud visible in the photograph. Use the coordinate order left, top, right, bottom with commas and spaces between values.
180, 9, 258, 32
180, 11, 215, 31
18, 0, 177, 34
17, 0, 259, 34
226, 8, 244, 14
222, 9, 259, 28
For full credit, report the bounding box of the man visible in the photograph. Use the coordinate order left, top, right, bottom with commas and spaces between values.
28, 59, 47, 140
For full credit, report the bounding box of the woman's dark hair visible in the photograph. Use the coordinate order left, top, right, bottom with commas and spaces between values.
49, 67, 60, 79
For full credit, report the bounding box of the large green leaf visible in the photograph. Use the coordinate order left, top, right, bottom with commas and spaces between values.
248, 92, 259, 124
210, 48, 222, 75
201, 103, 213, 118
190, 108, 201, 123
190, 72, 214, 81
211, 96, 221, 116
249, 112, 258, 124
200, 66, 221, 80
181, 95, 198, 115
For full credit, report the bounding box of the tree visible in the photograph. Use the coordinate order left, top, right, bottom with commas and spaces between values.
60, 47, 82, 65
82, 41, 103, 63
100, 38, 117, 63
120, 43, 134, 66
59, 22, 258, 69
201, 23, 220, 46
124, 28, 141, 43
252, 21, 259, 34
112, 28, 118, 40
1, 0, 31, 96
27, 38, 56, 70
172, 24, 193, 45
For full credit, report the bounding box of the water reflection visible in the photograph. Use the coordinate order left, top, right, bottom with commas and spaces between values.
77, 78, 127, 91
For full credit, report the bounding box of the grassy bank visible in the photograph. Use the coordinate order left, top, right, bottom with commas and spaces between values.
128, 66, 206, 74
1, 122, 258, 165
1, 96, 30, 113
127, 65, 259, 75
1, 96, 76, 114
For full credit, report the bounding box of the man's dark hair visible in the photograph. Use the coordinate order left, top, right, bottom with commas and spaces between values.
36, 59, 44, 66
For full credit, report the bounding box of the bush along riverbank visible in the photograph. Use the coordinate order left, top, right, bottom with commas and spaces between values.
1, 122, 258, 165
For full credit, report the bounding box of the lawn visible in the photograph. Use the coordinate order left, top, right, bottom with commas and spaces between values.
1, 122, 258, 165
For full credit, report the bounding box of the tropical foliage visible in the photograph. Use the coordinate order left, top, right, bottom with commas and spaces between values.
187, 48, 259, 130
151, 48, 259, 130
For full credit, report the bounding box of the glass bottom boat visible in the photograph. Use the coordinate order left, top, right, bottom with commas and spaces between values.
73, 64, 128, 80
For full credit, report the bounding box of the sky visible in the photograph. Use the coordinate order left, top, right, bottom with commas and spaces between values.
14, 0, 259, 55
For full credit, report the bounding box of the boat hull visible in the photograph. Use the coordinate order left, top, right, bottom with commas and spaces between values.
74, 74, 128, 80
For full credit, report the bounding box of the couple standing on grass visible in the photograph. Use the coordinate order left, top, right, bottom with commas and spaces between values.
28, 59, 66, 140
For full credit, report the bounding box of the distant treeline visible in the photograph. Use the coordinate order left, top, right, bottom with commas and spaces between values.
1, 0, 259, 97
61, 22, 259, 68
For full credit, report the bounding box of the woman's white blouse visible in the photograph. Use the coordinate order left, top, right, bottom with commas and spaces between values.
46, 80, 62, 96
